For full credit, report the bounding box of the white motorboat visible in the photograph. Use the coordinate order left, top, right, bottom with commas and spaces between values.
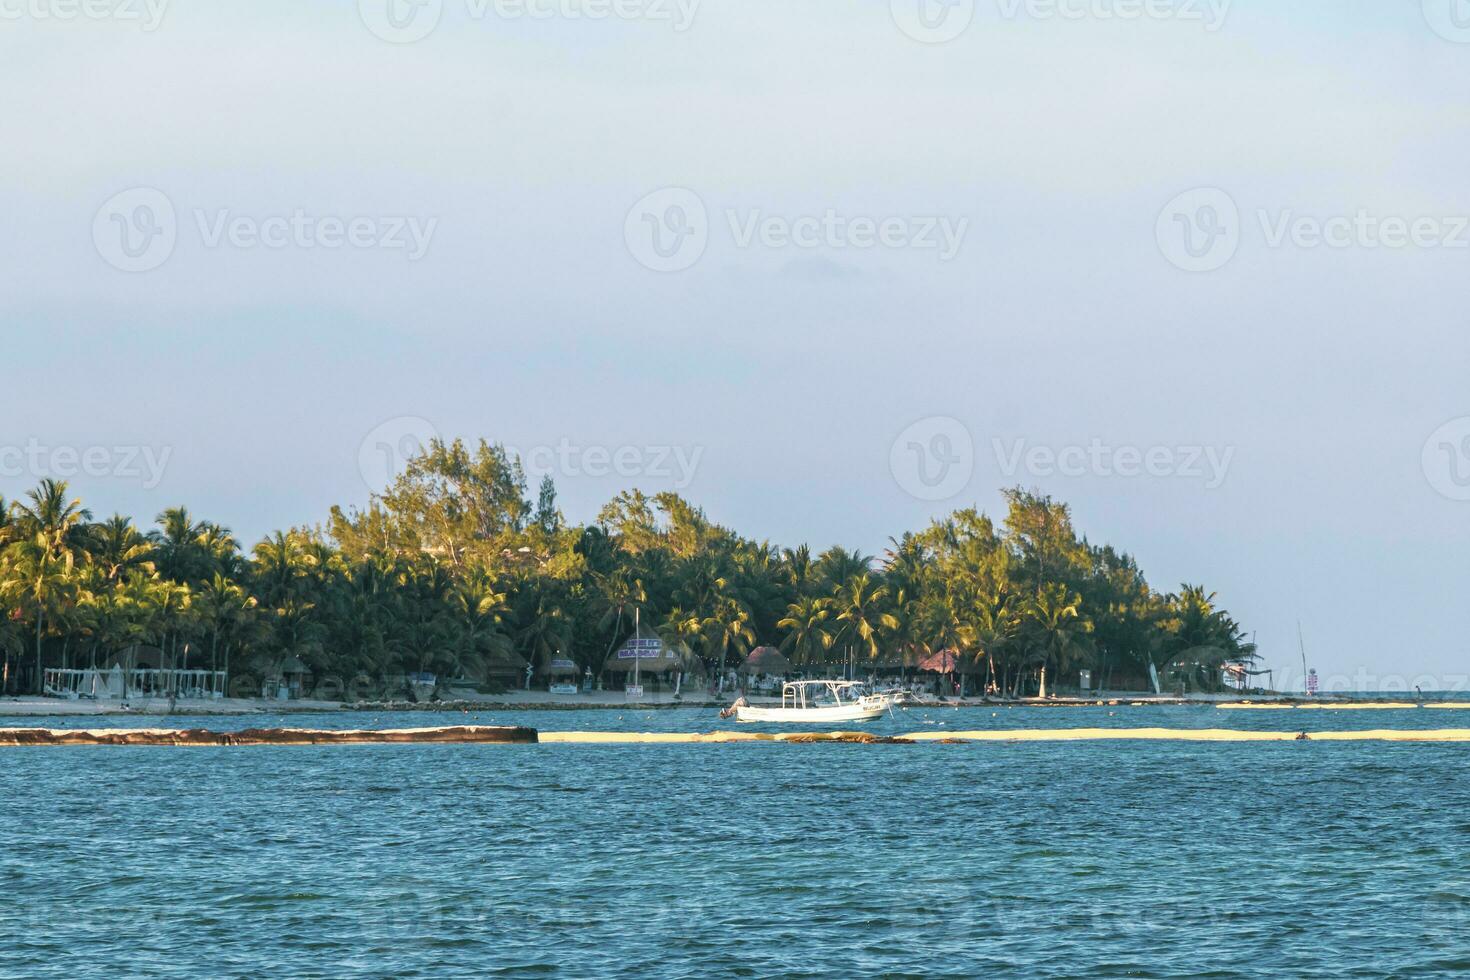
722, 680, 895, 723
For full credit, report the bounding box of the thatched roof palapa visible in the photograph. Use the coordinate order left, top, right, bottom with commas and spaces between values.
916, 649, 983, 675
740, 646, 792, 675
603, 636, 687, 674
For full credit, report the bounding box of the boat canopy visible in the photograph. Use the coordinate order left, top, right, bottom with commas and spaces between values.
781, 679, 868, 709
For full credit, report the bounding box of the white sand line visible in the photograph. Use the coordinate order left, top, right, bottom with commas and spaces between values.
541, 727, 1470, 744
1217, 702, 1424, 710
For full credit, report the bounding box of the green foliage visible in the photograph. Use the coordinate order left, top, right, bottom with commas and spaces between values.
0, 462, 1257, 697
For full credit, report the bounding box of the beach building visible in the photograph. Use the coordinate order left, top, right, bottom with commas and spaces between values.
602, 636, 700, 693
484, 647, 530, 689
914, 648, 982, 697
542, 654, 582, 692
43, 644, 228, 701
262, 656, 311, 700
739, 646, 792, 694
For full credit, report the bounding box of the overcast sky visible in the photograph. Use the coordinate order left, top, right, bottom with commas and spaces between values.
4, 0, 1469, 690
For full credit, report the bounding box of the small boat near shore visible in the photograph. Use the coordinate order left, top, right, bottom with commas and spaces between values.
721, 680, 895, 723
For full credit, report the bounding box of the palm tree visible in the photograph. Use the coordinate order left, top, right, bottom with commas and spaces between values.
14, 479, 92, 553
595, 567, 646, 666
1020, 584, 1092, 697
2, 532, 76, 693
813, 547, 872, 590
152, 579, 193, 693
963, 593, 1015, 695
699, 593, 755, 683
0, 606, 24, 695
450, 571, 511, 679
514, 594, 571, 682
777, 595, 833, 668
197, 522, 240, 578
150, 507, 206, 583
251, 531, 313, 606
1154, 585, 1257, 692
831, 573, 899, 670
780, 544, 813, 591
89, 514, 155, 581
195, 573, 257, 682
0, 495, 15, 550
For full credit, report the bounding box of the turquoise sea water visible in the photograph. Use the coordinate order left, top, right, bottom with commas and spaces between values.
3, 706, 1468, 978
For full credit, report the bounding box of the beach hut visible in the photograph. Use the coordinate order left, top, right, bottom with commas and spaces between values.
482, 647, 529, 688
740, 646, 792, 675
739, 646, 792, 695
542, 655, 582, 693
264, 656, 311, 700
603, 636, 691, 692
543, 656, 580, 677
917, 648, 980, 696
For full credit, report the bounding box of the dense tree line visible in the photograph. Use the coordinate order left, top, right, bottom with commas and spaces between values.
0, 438, 1257, 698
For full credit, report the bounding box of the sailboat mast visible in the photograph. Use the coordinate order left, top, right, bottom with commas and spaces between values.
1297, 621, 1308, 693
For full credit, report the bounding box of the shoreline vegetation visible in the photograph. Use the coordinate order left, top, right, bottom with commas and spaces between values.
0, 438, 1259, 703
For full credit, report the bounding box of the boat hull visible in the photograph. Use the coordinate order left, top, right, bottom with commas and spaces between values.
733, 701, 888, 724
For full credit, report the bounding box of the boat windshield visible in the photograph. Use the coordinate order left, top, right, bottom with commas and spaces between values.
782, 681, 866, 709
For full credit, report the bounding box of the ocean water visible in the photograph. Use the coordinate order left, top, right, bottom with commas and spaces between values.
2, 708, 1468, 978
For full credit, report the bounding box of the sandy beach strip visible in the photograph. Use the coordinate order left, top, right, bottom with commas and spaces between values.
540, 727, 1470, 744
1217, 702, 1423, 710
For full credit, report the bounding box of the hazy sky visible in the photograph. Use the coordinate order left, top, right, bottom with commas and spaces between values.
4, 0, 1469, 690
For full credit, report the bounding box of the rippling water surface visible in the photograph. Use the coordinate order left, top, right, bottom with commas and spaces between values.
3, 707, 1469, 978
